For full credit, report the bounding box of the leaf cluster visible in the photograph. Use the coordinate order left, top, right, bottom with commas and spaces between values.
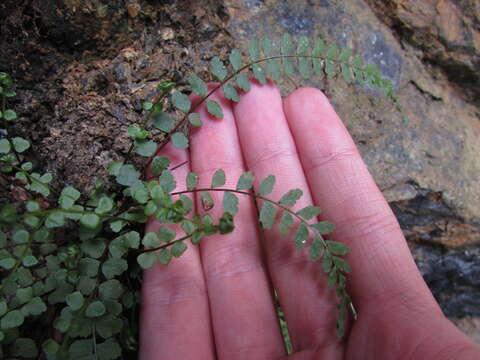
0, 33, 402, 358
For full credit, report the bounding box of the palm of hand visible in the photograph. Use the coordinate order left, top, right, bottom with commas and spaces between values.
139, 83, 478, 360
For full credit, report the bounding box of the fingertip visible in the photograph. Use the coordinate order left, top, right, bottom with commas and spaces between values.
286, 86, 328, 102
235, 80, 281, 107
284, 87, 335, 120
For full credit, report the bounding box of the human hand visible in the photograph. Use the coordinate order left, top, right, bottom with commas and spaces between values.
139, 83, 480, 359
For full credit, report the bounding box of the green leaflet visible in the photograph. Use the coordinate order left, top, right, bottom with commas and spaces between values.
22, 162, 33, 171
171, 241, 187, 258
172, 91, 191, 113
283, 57, 295, 78
81, 239, 106, 259
16, 287, 33, 305
252, 63, 267, 84
267, 59, 281, 82
142, 232, 160, 247
12, 137, 30, 153
158, 227, 176, 243
28, 217, 42, 230
107, 161, 122, 176
102, 258, 128, 279
279, 189, 303, 206
326, 44, 338, 60
127, 125, 149, 139
294, 222, 309, 248
13, 229, 29, 244
336, 305, 347, 338
188, 75, 207, 97
96, 196, 114, 214
1, 310, 24, 329
188, 112, 202, 127
186, 172, 199, 190
151, 156, 170, 176
332, 256, 352, 273
313, 38, 325, 57
80, 213, 100, 230
296, 206, 321, 220
97, 338, 122, 360
3, 109, 17, 121
22, 255, 38, 267
171, 132, 189, 149
137, 252, 156, 269
281, 33, 293, 54
85, 301, 106, 318
352, 55, 363, 68
282, 33, 295, 77
79, 258, 100, 277
298, 57, 310, 79
42, 340, 59, 355
262, 38, 272, 56
201, 191, 214, 211
96, 315, 123, 339
135, 139, 157, 157
279, 211, 295, 236
325, 60, 336, 77
218, 212, 234, 234
259, 175, 275, 195
181, 219, 196, 234
322, 254, 333, 274
211, 169, 226, 188
66, 291, 84, 311
59, 186, 81, 210
341, 63, 353, 83
154, 113, 175, 132
206, 100, 223, 118
210, 57, 227, 81
0, 139, 11, 154
312, 221, 336, 234
259, 201, 277, 229
327, 240, 349, 255
309, 236, 323, 261
229, 49, 243, 71
296, 36, 310, 79
23, 297, 46, 316
0, 300, 6, 316
99, 279, 123, 300
158, 248, 172, 265
222, 191, 239, 216
248, 39, 260, 61
142, 101, 153, 110
236, 171, 254, 190
339, 48, 353, 62
159, 169, 176, 193
223, 83, 240, 102
45, 211, 65, 228
236, 73, 251, 92
116, 164, 140, 186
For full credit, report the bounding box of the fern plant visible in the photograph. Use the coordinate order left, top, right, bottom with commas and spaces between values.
0, 34, 399, 359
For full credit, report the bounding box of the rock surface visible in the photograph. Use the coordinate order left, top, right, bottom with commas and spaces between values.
1, 0, 479, 343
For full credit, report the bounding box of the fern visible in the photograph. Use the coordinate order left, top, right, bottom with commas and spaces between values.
0, 34, 402, 358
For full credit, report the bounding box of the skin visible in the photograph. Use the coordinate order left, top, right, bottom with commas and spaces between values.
139, 82, 480, 360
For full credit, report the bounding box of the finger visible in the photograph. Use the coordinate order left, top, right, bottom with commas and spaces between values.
139, 143, 215, 360
283, 88, 439, 314
233, 82, 343, 354
190, 88, 286, 359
